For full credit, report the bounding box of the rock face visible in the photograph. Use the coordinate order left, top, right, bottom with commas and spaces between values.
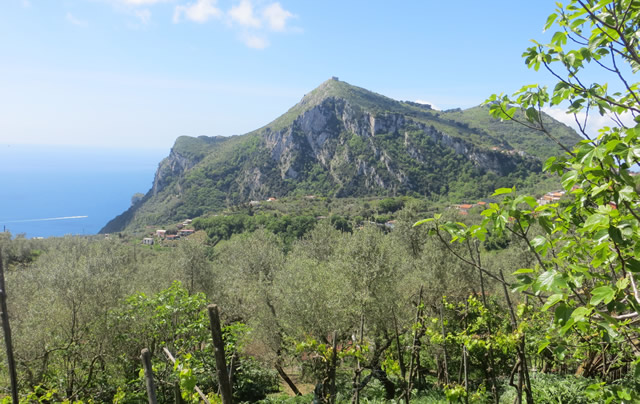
245, 96, 524, 197
152, 148, 196, 196
100, 79, 580, 233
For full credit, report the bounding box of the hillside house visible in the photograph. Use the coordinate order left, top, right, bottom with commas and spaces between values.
142, 237, 154, 245
156, 229, 166, 238
179, 229, 195, 237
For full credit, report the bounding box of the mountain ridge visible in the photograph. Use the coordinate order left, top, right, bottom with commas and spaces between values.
101, 78, 581, 233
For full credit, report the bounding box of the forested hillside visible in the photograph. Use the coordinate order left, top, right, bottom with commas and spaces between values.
101, 79, 580, 234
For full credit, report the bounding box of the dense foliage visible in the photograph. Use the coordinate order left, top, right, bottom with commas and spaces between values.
2, 206, 637, 403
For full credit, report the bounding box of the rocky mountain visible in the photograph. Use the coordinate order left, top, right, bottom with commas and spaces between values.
101, 78, 581, 233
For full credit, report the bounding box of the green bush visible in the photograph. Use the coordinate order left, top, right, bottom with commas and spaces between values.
499, 373, 599, 404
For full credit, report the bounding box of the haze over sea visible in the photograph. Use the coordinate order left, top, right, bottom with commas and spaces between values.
0, 144, 166, 238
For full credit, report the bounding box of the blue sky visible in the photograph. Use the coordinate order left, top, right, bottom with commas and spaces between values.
1, 1, 580, 151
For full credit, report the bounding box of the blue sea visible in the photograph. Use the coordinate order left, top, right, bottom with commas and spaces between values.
0, 144, 168, 238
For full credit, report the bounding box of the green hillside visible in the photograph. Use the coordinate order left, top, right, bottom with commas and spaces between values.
101, 79, 581, 233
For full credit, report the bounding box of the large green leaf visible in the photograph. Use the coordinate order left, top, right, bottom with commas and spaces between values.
538, 270, 559, 291
583, 213, 609, 231
590, 285, 615, 306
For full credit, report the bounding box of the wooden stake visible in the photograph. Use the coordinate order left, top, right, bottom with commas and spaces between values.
352, 312, 364, 404
329, 331, 338, 404
439, 298, 449, 385
0, 250, 18, 404
208, 304, 232, 404
392, 308, 408, 404
463, 299, 469, 404
140, 348, 157, 404
463, 346, 469, 404
407, 286, 423, 399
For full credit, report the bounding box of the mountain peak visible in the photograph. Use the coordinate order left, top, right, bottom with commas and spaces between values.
265, 78, 401, 132
300, 77, 396, 108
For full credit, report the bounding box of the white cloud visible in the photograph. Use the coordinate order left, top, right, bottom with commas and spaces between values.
173, 0, 221, 23
543, 106, 636, 138
262, 2, 292, 31
134, 8, 151, 24
169, 0, 297, 49
66, 12, 88, 27
229, 0, 261, 28
415, 99, 439, 110
121, 0, 172, 5
241, 33, 269, 49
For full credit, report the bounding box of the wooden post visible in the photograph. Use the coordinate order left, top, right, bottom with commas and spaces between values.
162, 347, 211, 404
463, 345, 469, 404
463, 299, 469, 404
392, 309, 408, 404
407, 286, 423, 399
208, 304, 232, 404
352, 312, 364, 404
439, 298, 449, 385
140, 348, 157, 404
329, 331, 338, 404
0, 250, 18, 404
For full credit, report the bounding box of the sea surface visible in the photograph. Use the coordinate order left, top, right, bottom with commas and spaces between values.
0, 144, 167, 238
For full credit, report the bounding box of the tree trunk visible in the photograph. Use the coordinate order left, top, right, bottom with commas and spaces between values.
373, 366, 396, 400
208, 304, 233, 404
275, 364, 302, 396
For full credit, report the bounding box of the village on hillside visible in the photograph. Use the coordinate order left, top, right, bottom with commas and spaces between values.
451, 189, 569, 215
141, 218, 196, 246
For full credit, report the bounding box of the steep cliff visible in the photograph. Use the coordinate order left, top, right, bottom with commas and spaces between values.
101, 78, 580, 233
